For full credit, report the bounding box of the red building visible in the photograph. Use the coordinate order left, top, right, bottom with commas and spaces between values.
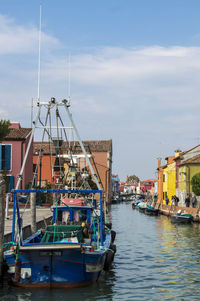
0, 122, 33, 190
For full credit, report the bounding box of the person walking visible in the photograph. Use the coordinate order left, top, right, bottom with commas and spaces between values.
165, 195, 169, 205
191, 194, 197, 208
185, 194, 190, 208
171, 195, 175, 206
174, 195, 179, 206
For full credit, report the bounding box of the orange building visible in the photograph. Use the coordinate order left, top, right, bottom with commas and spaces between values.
33, 140, 113, 203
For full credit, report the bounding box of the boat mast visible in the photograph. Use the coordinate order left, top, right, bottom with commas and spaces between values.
63, 101, 101, 191
37, 5, 42, 103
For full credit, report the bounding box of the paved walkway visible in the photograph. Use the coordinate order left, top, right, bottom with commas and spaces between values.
4, 208, 52, 235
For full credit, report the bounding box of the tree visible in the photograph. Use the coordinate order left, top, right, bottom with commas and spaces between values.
0, 120, 10, 141
191, 172, 200, 196
126, 175, 140, 184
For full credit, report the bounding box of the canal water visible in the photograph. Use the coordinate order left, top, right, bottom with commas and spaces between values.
1, 202, 200, 300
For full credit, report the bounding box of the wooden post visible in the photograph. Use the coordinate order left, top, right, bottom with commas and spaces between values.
30, 192, 36, 234
0, 173, 6, 278
53, 192, 57, 206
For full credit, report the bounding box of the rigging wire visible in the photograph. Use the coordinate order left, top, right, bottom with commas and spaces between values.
49, 106, 53, 181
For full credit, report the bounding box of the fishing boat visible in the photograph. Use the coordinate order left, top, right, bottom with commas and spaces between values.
4, 188, 115, 287
3, 10, 116, 285
3, 97, 116, 287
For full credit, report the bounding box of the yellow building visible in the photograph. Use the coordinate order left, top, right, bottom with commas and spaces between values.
162, 156, 176, 205
178, 155, 200, 201
178, 165, 187, 198
166, 161, 176, 205
159, 147, 200, 206
162, 165, 167, 203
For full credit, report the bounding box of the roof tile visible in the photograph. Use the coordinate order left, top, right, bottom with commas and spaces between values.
33, 139, 112, 155
180, 154, 200, 165
5, 128, 32, 140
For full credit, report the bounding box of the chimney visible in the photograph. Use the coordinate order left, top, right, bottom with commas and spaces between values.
174, 149, 181, 158
10, 122, 21, 129
157, 157, 161, 168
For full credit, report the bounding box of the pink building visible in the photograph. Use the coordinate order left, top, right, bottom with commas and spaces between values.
0, 122, 33, 190
140, 179, 157, 194
119, 182, 125, 193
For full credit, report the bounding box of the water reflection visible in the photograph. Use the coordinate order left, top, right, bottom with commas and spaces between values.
154, 216, 200, 300
2, 203, 200, 300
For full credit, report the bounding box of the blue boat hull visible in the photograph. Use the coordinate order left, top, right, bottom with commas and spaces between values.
5, 245, 107, 287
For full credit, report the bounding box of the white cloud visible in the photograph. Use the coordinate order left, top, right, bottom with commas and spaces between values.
0, 108, 8, 118
1, 14, 200, 179
0, 14, 61, 55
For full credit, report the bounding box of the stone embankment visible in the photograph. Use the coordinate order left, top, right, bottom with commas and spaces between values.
157, 204, 200, 221
4, 208, 52, 245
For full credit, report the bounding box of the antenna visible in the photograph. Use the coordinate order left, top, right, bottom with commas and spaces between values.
67, 53, 71, 104
37, 5, 42, 103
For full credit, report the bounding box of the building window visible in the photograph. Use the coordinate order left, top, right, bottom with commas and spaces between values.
5, 175, 14, 192
163, 192, 167, 200
163, 174, 165, 182
0, 144, 11, 171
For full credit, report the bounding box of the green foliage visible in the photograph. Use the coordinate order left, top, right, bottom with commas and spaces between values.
0, 120, 10, 141
191, 172, 200, 196
126, 174, 140, 184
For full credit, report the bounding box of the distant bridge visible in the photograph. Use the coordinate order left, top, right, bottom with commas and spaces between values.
119, 193, 145, 198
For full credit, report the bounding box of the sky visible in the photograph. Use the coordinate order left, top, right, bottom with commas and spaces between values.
1, 0, 200, 181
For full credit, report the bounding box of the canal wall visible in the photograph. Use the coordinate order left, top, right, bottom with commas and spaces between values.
157, 204, 200, 220
3, 215, 52, 246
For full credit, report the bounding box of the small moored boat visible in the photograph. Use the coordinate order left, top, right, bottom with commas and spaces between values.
171, 213, 193, 224
138, 202, 147, 213
145, 206, 159, 216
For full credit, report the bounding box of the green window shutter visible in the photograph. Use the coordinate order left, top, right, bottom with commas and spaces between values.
5, 145, 11, 170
